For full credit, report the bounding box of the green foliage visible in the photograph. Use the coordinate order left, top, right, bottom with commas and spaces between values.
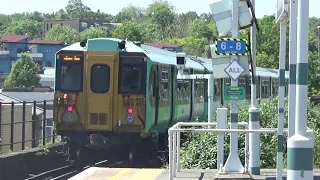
4, 53, 41, 88
165, 37, 209, 57
188, 19, 216, 41
180, 98, 320, 169
46, 25, 80, 44
114, 5, 145, 22
4, 18, 42, 38
80, 27, 110, 40
112, 22, 144, 42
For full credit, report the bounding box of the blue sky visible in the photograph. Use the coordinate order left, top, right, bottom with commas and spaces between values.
2, 0, 320, 18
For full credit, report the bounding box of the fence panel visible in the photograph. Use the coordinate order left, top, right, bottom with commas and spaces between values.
0, 100, 57, 154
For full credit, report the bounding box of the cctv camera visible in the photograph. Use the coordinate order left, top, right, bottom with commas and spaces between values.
176, 52, 186, 65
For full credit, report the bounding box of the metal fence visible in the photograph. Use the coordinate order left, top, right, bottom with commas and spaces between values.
0, 100, 58, 154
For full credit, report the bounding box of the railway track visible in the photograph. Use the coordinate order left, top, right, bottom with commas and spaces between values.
24, 159, 109, 180
24, 145, 168, 180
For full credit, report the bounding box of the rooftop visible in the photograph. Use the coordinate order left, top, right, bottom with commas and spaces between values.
1, 34, 28, 43
0, 92, 54, 103
30, 39, 64, 45
0, 93, 20, 103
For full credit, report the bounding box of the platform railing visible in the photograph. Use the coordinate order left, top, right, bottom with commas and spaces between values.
0, 100, 58, 154
168, 108, 314, 180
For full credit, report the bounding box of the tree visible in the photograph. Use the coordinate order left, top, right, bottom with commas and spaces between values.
4, 18, 42, 38
80, 27, 110, 40
112, 22, 144, 42
55, 9, 69, 19
145, 0, 175, 17
65, 0, 92, 19
151, 5, 175, 28
188, 19, 215, 41
114, 5, 145, 23
46, 25, 80, 44
141, 23, 161, 42
165, 36, 209, 57
5, 53, 41, 88
0, 14, 12, 33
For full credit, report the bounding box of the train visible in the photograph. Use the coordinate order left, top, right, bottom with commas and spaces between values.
53, 38, 289, 161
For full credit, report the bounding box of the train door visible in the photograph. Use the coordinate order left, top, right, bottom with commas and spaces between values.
152, 65, 159, 126
169, 66, 175, 125
86, 53, 116, 131
189, 69, 194, 121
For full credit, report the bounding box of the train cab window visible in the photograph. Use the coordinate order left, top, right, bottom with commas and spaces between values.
119, 66, 142, 93
60, 64, 82, 91
119, 56, 145, 94
90, 64, 110, 93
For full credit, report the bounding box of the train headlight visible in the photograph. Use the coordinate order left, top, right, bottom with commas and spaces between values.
125, 114, 134, 124
63, 112, 75, 123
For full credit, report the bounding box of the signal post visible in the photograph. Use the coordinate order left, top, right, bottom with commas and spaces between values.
211, 0, 253, 174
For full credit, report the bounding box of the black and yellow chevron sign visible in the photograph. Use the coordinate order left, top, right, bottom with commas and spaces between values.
214, 38, 248, 56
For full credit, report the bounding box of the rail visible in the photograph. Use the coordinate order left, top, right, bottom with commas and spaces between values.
25, 159, 109, 180
168, 108, 314, 180
0, 100, 58, 154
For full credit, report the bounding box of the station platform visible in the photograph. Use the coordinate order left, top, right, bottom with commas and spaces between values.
68, 168, 320, 180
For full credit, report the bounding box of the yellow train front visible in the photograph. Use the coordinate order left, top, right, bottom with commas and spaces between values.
54, 39, 148, 160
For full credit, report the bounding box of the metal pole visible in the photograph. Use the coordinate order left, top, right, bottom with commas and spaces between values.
168, 131, 173, 180
288, 0, 297, 138
318, 26, 320, 62
248, 0, 261, 175
276, 19, 287, 180
217, 108, 227, 171
223, 0, 244, 172
287, 0, 314, 179
208, 74, 214, 124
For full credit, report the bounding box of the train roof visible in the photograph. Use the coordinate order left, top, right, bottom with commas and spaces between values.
58, 42, 84, 52
58, 38, 289, 79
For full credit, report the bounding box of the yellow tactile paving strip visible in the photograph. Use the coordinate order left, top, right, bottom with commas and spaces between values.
69, 167, 165, 180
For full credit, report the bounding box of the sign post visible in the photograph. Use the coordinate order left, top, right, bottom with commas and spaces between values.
248, 0, 261, 175
275, 0, 289, 179
287, 0, 314, 179
221, 0, 246, 173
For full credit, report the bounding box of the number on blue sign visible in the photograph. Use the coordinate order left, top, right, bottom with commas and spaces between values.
221, 42, 226, 50
236, 42, 241, 50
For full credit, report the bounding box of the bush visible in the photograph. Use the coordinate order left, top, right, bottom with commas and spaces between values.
180, 97, 320, 169
4, 53, 41, 88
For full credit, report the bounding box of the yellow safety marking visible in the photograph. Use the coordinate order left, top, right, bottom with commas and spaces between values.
127, 169, 164, 180
109, 168, 131, 180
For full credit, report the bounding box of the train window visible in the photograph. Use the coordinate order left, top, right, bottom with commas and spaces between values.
152, 71, 156, 97
195, 79, 205, 101
119, 66, 142, 93
204, 79, 208, 102
90, 64, 110, 93
225, 78, 231, 85
177, 80, 183, 99
183, 80, 189, 99
60, 64, 82, 91
214, 81, 220, 101
272, 80, 278, 95
161, 70, 169, 100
